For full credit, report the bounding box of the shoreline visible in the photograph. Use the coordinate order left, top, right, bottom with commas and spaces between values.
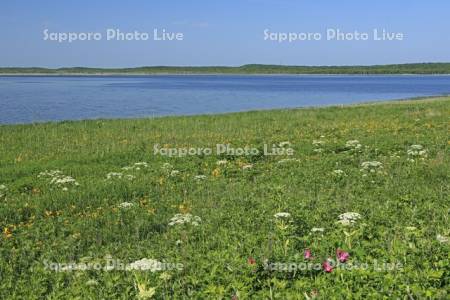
2, 73, 450, 77
1, 95, 448, 127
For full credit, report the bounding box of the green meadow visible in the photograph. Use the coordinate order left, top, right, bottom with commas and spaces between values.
0, 98, 449, 299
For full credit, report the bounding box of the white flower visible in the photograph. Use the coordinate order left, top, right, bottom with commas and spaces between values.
436, 234, 449, 243
312, 140, 325, 147
313, 148, 323, 153
118, 202, 135, 209
161, 163, 173, 170
311, 227, 325, 233
128, 258, 162, 272
122, 162, 149, 171
168, 213, 202, 226
170, 170, 180, 177
216, 160, 228, 166
360, 161, 383, 173
405, 226, 418, 231
345, 140, 362, 150
107, 172, 123, 179
274, 212, 291, 219
0, 184, 7, 198
338, 212, 362, 225
333, 169, 345, 176
407, 145, 428, 158
39, 170, 79, 188
194, 175, 207, 180
242, 164, 253, 170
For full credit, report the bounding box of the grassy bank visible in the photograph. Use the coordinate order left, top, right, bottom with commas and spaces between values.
0, 98, 449, 299
2, 63, 450, 75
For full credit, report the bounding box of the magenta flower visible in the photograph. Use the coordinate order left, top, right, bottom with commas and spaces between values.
304, 249, 313, 259
322, 260, 333, 273
336, 249, 350, 263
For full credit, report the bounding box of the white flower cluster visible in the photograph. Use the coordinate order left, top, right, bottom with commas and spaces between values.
407, 145, 427, 162
128, 258, 162, 272
312, 139, 325, 153
332, 169, 345, 176
118, 202, 135, 209
39, 170, 79, 188
242, 164, 253, 170
194, 175, 207, 180
311, 227, 325, 233
274, 212, 291, 219
0, 184, 7, 198
106, 172, 135, 181
216, 160, 228, 166
345, 140, 362, 151
160, 163, 181, 177
436, 234, 449, 244
360, 161, 383, 173
168, 213, 202, 226
337, 212, 362, 226
122, 162, 149, 171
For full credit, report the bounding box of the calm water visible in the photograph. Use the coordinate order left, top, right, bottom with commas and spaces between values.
1, 75, 450, 124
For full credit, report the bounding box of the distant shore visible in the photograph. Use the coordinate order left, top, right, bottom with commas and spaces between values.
2, 63, 450, 75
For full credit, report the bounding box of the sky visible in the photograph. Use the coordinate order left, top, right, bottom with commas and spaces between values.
1, 0, 450, 67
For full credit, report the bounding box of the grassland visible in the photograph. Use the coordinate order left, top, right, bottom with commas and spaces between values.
2, 63, 450, 75
0, 98, 449, 299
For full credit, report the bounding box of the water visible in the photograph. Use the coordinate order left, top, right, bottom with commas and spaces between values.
1, 75, 449, 124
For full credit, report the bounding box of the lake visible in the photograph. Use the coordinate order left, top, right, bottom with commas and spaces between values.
1, 75, 449, 124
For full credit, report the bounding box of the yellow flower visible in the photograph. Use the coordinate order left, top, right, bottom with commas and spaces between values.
212, 168, 220, 177
137, 283, 156, 299
178, 203, 191, 214
3, 227, 12, 238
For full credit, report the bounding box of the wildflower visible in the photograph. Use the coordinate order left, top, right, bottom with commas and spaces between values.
360, 161, 383, 173
312, 140, 325, 147
118, 202, 135, 209
0, 184, 7, 198
311, 227, 325, 233
175, 239, 183, 246
304, 249, 313, 260
242, 164, 253, 170
247, 257, 256, 265
322, 259, 333, 273
345, 140, 362, 150
106, 172, 123, 179
407, 145, 428, 158
159, 272, 172, 281
161, 163, 173, 170
332, 169, 345, 176
436, 234, 449, 243
168, 213, 201, 226
274, 212, 291, 219
170, 170, 180, 177
3, 227, 12, 238
336, 249, 350, 262
194, 175, 207, 180
338, 212, 362, 226
129, 258, 162, 272
405, 226, 418, 231
216, 160, 228, 166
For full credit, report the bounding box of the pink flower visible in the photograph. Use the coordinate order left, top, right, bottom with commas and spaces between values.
304, 249, 313, 259
336, 249, 350, 263
322, 260, 333, 273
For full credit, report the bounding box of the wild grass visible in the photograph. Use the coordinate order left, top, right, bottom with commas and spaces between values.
0, 98, 449, 299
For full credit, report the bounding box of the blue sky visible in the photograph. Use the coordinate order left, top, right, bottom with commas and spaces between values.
1, 0, 449, 67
